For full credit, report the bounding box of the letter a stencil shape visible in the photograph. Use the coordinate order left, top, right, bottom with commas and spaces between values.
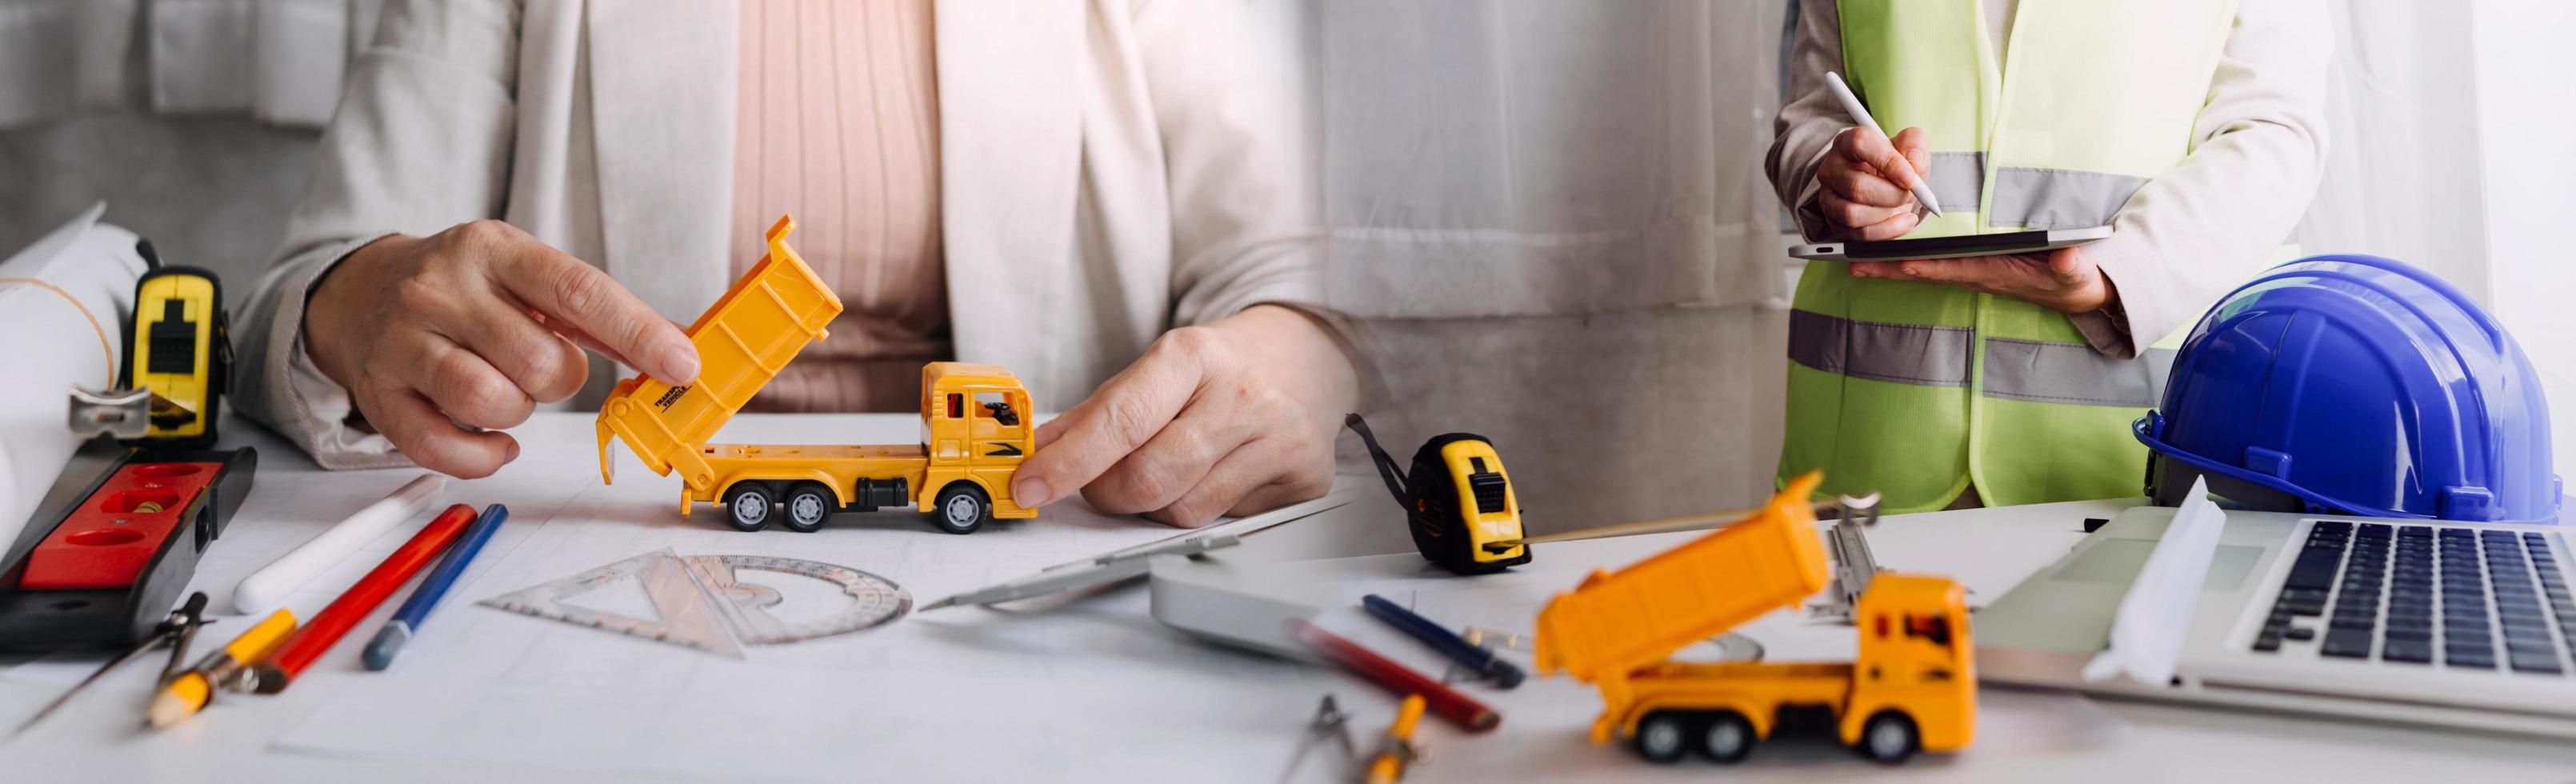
477, 549, 745, 658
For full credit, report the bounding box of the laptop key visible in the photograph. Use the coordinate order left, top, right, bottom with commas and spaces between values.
2321, 629, 2374, 658
2446, 648, 2497, 669
2286, 561, 2342, 590
2383, 624, 2432, 641
2286, 626, 2317, 641
2253, 632, 2282, 652
2382, 639, 2434, 663
2509, 651, 2564, 674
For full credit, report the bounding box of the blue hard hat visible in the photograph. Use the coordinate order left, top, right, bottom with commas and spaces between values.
2134, 254, 2561, 525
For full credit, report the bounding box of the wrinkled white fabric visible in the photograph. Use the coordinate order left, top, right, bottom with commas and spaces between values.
1314, 1, 1788, 320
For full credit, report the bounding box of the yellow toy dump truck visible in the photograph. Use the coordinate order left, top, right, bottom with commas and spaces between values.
1532, 472, 1974, 765
595, 215, 1038, 534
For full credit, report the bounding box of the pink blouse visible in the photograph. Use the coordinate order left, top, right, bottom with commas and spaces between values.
730, 0, 950, 413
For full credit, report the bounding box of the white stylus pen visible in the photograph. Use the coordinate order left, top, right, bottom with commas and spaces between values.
1823, 71, 1943, 218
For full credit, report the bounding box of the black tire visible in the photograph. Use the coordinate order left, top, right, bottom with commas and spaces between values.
1858, 711, 1919, 765
1630, 710, 1695, 764
930, 482, 991, 534
722, 482, 775, 532
781, 482, 836, 533
1698, 710, 1757, 763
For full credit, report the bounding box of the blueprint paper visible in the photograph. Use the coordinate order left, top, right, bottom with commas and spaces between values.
270, 467, 1362, 782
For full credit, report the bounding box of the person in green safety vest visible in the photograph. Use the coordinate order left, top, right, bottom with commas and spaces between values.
1766, 0, 2331, 513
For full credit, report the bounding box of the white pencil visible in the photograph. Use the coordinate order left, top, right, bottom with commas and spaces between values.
1823, 71, 1944, 218
232, 474, 446, 612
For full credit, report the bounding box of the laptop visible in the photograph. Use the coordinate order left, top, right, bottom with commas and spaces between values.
1978, 505, 2576, 737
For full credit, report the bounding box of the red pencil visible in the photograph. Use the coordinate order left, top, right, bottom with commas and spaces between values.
1291, 618, 1502, 732
246, 504, 476, 694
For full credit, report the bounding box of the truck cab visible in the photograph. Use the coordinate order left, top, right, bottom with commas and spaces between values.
918, 363, 1035, 527
1840, 574, 1976, 761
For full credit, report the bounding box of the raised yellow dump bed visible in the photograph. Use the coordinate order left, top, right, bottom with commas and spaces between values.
596, 214, 842, 506
1534, 472, 1831, 684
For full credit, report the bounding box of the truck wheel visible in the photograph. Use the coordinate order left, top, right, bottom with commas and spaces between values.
1858, 711, 1918, 765
722, 483, 775, 532
782, 483, 835, 533
1630, 711, 1694, 764
1698, 710, 1756, 763
931, 483, 990, 534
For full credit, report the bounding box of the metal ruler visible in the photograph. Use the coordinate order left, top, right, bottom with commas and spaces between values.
477, 549, 910, 656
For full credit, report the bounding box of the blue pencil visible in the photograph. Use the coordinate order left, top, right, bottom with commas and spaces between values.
362, 503, 509, 670
1361, 594, 1525, 688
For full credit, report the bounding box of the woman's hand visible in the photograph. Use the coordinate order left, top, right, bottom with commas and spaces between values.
303, 220, 700, 478
1010, 305, 1358, 527
1848, 246, 2117, 314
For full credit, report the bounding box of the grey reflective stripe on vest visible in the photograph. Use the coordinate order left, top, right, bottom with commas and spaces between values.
1926, 152, 1985, 212
1986, 166, 2149, 229
1790, 310, 2174, 406
1982, 338, 2174, 407
1789, 310, 1970, 387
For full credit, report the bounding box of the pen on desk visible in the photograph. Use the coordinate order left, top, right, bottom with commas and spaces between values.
242, 504, 476, 694
363, 503, 509, 670
1290, 619, 1500, 733
1365, 694, 1426, 784
1822, 71, 1943, 218
234, 474, 446, 612
1361, 594, 1525, 689
146, 609, 296, 730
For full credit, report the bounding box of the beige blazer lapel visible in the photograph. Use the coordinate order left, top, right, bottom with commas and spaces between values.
586, 0, 736, 322
934, 0, 1084, 394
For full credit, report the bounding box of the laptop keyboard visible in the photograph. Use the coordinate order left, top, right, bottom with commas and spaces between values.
2254, 521, 2574, 674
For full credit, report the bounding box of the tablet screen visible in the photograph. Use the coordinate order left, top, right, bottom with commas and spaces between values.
1838, 230, 2057, 261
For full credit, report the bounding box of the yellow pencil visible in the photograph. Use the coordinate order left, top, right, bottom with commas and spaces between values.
1364, 694, 1426, 784
146, 609, 295, 729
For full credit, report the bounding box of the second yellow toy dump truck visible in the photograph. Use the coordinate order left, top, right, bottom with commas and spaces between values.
1532, 472, 1974, 765
595, 216, 1038, 534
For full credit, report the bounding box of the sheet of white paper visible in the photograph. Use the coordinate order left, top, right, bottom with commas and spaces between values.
2083, 477, 2226, 684
269, 470, 1350, 782
0, 649, 118, 687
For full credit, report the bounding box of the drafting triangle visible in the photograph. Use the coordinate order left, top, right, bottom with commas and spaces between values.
557, 574, 662, 623
477, 549, 742, 658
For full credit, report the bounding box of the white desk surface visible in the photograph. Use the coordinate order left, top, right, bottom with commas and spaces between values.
7, 413, 2576, 782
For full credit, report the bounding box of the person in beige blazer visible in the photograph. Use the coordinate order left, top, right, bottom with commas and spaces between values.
233, 0, 1351, 527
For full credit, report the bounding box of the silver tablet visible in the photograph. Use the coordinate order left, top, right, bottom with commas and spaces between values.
1790, 225, 2112, 261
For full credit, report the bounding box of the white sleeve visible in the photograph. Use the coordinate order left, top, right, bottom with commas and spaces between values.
282, 300, 404, 462
2071, 0, 2332, 358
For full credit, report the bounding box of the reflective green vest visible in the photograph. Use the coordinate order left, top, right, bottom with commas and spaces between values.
1780, 0, 2236, 512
